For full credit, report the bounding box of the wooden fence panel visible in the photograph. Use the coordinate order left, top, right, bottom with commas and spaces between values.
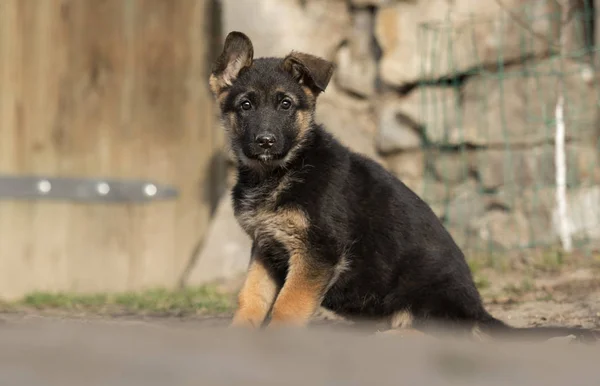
0, 0, 220, 299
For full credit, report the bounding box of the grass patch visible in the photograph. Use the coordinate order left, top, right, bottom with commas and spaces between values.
536, 249, 565, 271
536, 293, 554, 302
2, 285, 234, 316
472, 273, 490, 290
503, 277, 535, 297
467, 253, 510, 274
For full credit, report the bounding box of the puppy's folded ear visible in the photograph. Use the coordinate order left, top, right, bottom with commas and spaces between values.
282, 51, 335, 96
209, 31, 254, 95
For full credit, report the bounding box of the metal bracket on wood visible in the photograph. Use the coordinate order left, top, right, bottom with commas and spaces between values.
0, 175, 179, 203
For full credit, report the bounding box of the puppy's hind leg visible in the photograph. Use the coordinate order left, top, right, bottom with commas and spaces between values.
376, 310, 428, 338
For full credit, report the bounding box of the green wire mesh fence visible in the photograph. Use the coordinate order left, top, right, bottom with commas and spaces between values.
416, 1, 600, 256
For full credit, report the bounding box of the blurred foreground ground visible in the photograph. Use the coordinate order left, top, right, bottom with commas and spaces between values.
0, 255, 599, 385
1, 315, 600, 386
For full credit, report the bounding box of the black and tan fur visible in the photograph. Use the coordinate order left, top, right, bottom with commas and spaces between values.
209, 31, 598, 342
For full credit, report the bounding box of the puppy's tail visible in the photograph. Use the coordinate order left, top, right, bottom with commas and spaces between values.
477, 314, 599, 344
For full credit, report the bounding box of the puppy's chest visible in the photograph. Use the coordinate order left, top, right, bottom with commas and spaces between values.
234, 190, 274, 236
233, 176, 308, 246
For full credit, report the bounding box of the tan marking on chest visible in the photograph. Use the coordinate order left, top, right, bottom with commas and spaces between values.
237, 206, 309, 252
236, 174, 308, 251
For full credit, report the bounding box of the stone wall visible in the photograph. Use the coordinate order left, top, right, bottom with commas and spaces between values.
367, 0, 600, 252
188, 0, 600, 286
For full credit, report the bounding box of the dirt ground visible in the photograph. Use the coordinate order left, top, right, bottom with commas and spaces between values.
2, 256, 599, 332
477, 260, 600, 331
481, 265, 600, 328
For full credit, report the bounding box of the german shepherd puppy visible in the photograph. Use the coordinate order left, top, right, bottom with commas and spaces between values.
209, 31, 598, 342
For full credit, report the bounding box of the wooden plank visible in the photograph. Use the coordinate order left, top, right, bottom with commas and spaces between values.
0, 0, 217, 298
128, 0, 214, 289
59, 0, 133, 293
0, 0, 36, 299
25, 0, 71, 294
0, 0, 55, 297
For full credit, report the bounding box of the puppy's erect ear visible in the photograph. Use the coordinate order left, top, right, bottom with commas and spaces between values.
209, 31, 254, 95
282, 51, 335, 95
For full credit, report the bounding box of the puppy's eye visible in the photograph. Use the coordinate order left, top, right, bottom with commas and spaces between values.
280, 98, 292, 110
241, 100, 252, 110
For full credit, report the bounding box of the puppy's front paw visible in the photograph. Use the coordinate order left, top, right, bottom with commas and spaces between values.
229, 311, 263, 329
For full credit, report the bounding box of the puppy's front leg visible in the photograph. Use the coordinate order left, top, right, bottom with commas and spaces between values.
268, 253, 332, 328
230, 258, 279, 328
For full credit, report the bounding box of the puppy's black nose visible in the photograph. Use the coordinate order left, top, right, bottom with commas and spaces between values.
256, 133, 276, 149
